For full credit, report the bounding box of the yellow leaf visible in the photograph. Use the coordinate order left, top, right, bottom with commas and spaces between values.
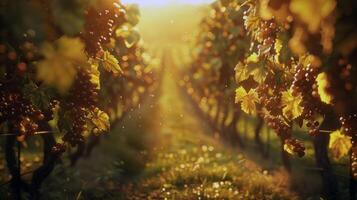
246, 53, 259, 63
289, 27, 307, 55
57, 37, 88, 64
299, 54, 321, 68
316, 72, 333, 104
259, 0, 290, 23
89, 63, 101, 89
235, 62, 248, 83
274, 38, 283, 62
245, 53, 267, 84
91, 108, 110, 134
259, 0, 273, 20
235, 87, 259, 115
36, 37, 88, 93
329, 130, 352, 160
290, 0, 336, 33
283, 143, 295, 156
281, 89, 303, 120
235, 87, 247, 103
251, 67, 268, 84
102, 51, 123, 75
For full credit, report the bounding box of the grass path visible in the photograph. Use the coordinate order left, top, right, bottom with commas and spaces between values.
115, 67, 298, 199
42, 65, 298, 199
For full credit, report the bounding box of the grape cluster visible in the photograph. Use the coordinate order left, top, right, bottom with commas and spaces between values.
306, 120, 320, 136
81, 4, 126, 57
0, 41, 38, 77
264, 115, 291, 138
339, 114, 357, 137
260, 91, 281, 116
0, 87, 43, 137
291, 64, 318, 96
352, 147, 357, 178
43, 100, 59, 121
291, 64, 327, 134
285, 138, 306, 157
258, 20, 277, 46
62, 69, 99, 146
258, 77, 284, 116
51, 143, 66, 155
325, 59, 356, 115
243, 10, 279, 56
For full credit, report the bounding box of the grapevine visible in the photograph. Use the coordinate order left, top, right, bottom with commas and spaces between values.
0, 0, 355, 198
183, 0, 356, 198
0, 0, 158, 198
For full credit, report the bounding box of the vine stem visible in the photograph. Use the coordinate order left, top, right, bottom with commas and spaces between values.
0, 131, 59, 136
265, 126, 270, 157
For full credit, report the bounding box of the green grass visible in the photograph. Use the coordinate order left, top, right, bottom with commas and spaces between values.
0, 65, 334, 200
35, 67, 299, 199
119, 132, 298, 200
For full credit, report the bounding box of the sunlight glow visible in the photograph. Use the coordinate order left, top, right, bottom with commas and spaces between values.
121, 0, 214, 6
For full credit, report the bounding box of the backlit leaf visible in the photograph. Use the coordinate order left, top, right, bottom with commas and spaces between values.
329, 130, 352, 160
246, 53, 259, 63
316, 72, 333, 104
36, 36, 88, 93
126, 4, 140, 26
235, 62, 249, 83
102, 51, 123, 75
235, 87, 259, 115
289, 27, 307, 55
235, 87, 247, 103
91, 108, 110, 135
281, 89, 303, 120
245, 53, 267, 84
283, 143, 295, 156
290, 0, 336, 33
274, 38, 283, 62
89, 63, 101, 89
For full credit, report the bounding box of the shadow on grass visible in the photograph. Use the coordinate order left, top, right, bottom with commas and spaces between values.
39, 90, 162, 200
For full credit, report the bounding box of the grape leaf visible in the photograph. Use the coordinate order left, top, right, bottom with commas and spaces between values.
246, 53, 259, 63
299, 54, 321, 68
281, 89, 303, 120
102, 51, 123, 75
36, 36, 88, 93
126, 4, 140, 26
91, 108, 110, 135
89, 63, 101, 89
116, 25, 141, 48
329, 130, 352, 160
251, 66, 268, 84
235, 86, 259, 115
125, 29, 140, 48
259, 0, 290, 23
290, 0, 336, 33
316, 72, 333, 104
23, 82, 51, 109
274, 38, 283, 62
259, 0, 273, 20
245, 53, 267, 84
283, 143, 295, 156
289, 27, 307, 55
234, 62, 248, 83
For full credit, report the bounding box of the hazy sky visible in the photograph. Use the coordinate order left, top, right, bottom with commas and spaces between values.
121, 0, 214, 6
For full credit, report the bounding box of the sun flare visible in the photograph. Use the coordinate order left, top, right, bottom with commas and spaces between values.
121, 0, 214, 6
